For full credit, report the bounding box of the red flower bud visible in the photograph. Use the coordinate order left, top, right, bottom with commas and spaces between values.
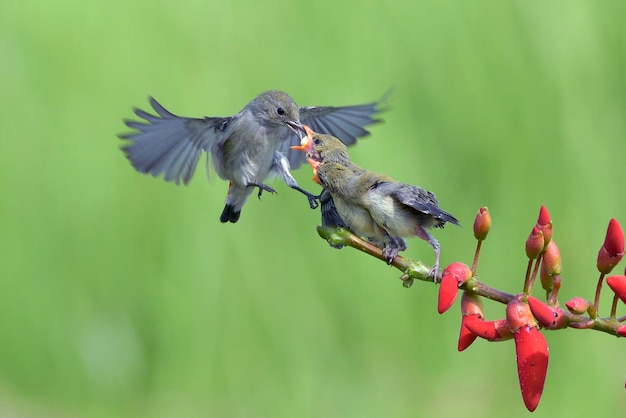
537, 205, 550, 227
542, 240, 562, 276
438, 263, 473, 314
462, 315, 498, 340
464, 317, 513, 341
514, 325, 549, 412
458, 293, 484, 351
505, 297, 549, 411
525, 227, 544, 260
539, 241, 561, 294
535, 206, 552, 250
565, 297, 590, 315
538, 262, 552, 293
458, 314, 480, 351
616, 325, 626, 337
606, 275, 626, 305
527, 296, 568, 329
460, 291, 484, 316
438, 273, 459, 314
604, 218, 625, 256
597, 247, 620, 275
445, 262, 473, 284
597, 219, 625, 274
506, 298, 537, 332
473, 207, 491, 240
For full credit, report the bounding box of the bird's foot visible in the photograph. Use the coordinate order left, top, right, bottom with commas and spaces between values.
430, 262, 441, 283
382, 247, 399, 265
247, 182, 277, 199
305, 192, 320, 209
382, 237, 406, 265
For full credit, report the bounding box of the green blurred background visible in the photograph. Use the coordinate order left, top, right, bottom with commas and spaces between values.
1, 0, 625, 416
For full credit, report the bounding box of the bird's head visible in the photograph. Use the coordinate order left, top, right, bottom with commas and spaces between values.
250, 90, 305, 136
290, 125, 349, 163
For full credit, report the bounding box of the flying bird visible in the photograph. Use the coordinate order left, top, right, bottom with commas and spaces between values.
119, 90, 386, 223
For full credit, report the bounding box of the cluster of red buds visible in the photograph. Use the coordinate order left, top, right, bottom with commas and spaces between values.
437, 206, 625, 412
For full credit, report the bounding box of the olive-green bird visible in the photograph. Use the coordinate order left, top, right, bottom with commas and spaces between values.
292, 127, 459, 278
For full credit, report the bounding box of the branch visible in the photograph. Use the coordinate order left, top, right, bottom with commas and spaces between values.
316, 225, 624, 337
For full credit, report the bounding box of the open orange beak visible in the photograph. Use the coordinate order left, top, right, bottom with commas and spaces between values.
291, 125, 320, 183
307, 158, 321, 184
290, 124, 315, 152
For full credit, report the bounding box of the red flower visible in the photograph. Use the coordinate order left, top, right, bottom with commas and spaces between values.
473, 207, 491, 241
540, 241, 561, 292
604, 218, 624, 256
525, 226, 544, 260
616, 325, 626, 337
597, 219, 625, 274
506, 298, 537, 332
606, 275, 626, 304
458, 292, 483, 351
506, 298, 549, 412
464, 317, 513, 341
535, 206, 552, 250
513, 326, 549, 412
527, 296, 568, 329
438, 274, 459, 314
438, 262, 472, 314
537, 205, 551, 228
458, 314, 480, 351
564, 297, 590, 315
542, 241, 561, 276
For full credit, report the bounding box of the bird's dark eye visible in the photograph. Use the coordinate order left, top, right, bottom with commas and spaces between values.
276, 107, 285, 116
313, 139, 321, 145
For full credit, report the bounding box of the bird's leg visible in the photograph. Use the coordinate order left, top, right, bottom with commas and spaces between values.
290, 185, 320, 209
416, 227, 442, 282
246, 182, 277, 199
271, 151, 319, 209
382, 236, 407, 265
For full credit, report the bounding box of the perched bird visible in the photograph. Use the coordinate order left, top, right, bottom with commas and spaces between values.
119, 90, 385, 223
292, 127, 459, 278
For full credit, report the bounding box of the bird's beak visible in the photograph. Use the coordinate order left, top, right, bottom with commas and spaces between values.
286, 120, 306, 137
307, 157, 321, 184
290, 124, 315, 152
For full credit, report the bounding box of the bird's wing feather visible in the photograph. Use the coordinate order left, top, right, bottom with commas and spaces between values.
119, 97, 235, 185
320, 189, 347, 249
374, 182, 460, 226
320, 189, 347, 228
279, 95, 388, 170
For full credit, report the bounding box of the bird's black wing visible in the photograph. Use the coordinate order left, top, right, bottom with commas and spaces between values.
320, 189, 346, 228
320, 189, 348, 249
279, 92, 390, 170
376, 182, 460, 226
119, 97, 235, 185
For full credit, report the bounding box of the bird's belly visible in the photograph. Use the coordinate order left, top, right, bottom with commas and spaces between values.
334, 197, 382, 238
219, 132, 275, 185
368, 198, 419, 237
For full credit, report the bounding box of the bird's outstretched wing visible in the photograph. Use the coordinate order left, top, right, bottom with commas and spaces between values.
375, 182, 460, 226
119, 97, 234, 185
279, 93, 390, 170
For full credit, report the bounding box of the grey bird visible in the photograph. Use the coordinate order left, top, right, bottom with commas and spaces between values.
292, 128, 459, 278
119, 90, 385, 223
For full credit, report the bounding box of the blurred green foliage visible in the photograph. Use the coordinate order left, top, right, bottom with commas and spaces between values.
1, 0, 625, 416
